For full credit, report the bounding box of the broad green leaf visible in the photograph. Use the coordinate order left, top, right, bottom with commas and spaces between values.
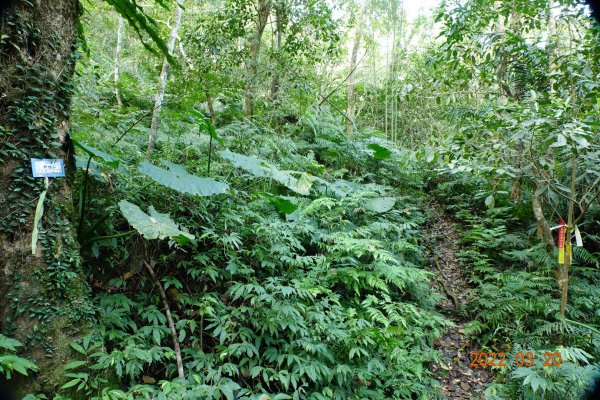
69, 342, 87, 355
328, 179, 361, 198
259, 192, 299, 214
118, 200, 194, 244
31, 178, 48, 255
272, 170, 313, 196
425, 150, 437, 163
75, 156, 106, 183
0, 334, 22, 352
485, 195, 495, 209
367, 143, 392, 160
73, 140, 121, 168
550, 134, 567, 148
63, 361, 87, 371
221, 381, 241, 400
61, 379, 81, 389
364, 197, 396, 213
219, 149, 272, 177
0, 354, 38, 376
159, 159, 189, 175
190, 109, 224, 146
138, 160, 229, 196
219, 150, 314, 195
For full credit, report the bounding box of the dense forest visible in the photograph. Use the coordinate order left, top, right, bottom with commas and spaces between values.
0, 0, 599, 399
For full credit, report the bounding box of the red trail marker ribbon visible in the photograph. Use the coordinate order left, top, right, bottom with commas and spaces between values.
557, 218, 565, 265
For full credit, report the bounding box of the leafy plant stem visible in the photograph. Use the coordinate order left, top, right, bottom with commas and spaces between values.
81, 231, 134, 247
143, 260, 185, 379
77, 155, 93, 238
207, 125, 213, 177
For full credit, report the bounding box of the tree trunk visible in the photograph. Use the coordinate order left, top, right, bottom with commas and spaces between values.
531, 181, 555, 253
205, 89, 217, 124
559, 156, 577, 317
243, 0, 272, 118
0, 0, 94, 396
346, 27, 361, 136
147, 0, 184, 155
114, 15, 124, 108
509, 177, 522, 202
547, 1, 557, 93
270, 6, 283, 100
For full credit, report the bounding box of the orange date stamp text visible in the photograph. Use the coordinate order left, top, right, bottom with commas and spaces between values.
469, 351, 562, 368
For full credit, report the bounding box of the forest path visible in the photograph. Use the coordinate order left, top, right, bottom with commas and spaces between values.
425, 204, 491, 399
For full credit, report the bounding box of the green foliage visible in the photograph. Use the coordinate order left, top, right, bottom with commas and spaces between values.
56, 104, 448, 399
118, 200, 194, 244
219, 150, 314, 196
190, 109, 224, 146
0, 334, 38, 379
9, 0, 597, 397
138, 159, 229, 196
366, 143, 392, 160
104, 0, 176, 63
431, 173, 600, 399
73, 140, 122, 168
364, 197, 396, 213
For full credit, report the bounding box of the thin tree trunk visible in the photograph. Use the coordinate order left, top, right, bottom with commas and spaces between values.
384, 36, 389, 138
532, 180, 555, 253
114, 15, 124, 107
346, 27, 362, 136
0, 0, 93, 395
147, 0, 184, 155
509, 177, 522, 202
548, 1, 557, 93
560, 156, 577, 317
205, 89, 217, 124
270, 7, 283, 100
243, 0, 272, 118
389, 11, 397, 143
143, 261, 184, 378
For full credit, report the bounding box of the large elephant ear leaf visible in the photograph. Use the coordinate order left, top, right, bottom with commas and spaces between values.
118, 200, 194, 244
329, 179, 361, 198
138, 161, 229, 196
272, 170, 313, 196
218, 150, 272, 177
73, 140, 121, 168
364, 197, 396, 213
219, 150, 314, 195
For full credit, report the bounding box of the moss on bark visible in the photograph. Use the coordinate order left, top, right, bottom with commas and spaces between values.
0, 0, 94, 396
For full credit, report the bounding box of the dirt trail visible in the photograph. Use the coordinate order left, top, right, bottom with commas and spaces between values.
426, 205, 491, 399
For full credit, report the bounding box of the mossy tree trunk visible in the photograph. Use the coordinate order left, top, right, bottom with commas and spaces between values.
0, 0, 94, 396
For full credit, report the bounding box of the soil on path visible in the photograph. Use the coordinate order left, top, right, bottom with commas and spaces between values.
426, 205, 492, 399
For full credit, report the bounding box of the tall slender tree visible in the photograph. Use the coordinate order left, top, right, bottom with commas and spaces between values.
147, 0, 184, 155
243, 0, 272, 118
114, 15, 125, 107
346, 24, 362, 136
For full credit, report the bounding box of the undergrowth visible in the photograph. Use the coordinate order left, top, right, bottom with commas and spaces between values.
430, 174, 600, 399
17, 107, 449, 400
